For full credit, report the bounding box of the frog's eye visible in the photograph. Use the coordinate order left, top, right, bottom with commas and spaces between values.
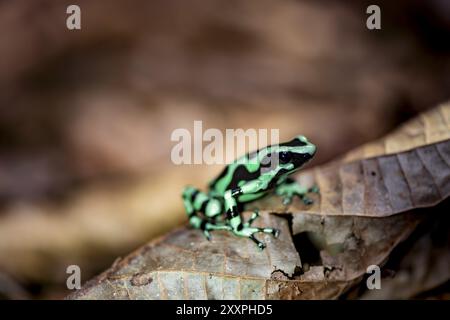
279, 151, 291, 163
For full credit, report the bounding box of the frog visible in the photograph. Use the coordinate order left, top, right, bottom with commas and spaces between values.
182, 135, 318, 250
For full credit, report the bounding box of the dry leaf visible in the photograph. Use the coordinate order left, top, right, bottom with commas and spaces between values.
68, 102, 450, 300
359, 201, 450, 299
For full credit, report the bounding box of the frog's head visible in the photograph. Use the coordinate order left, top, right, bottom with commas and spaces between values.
275, 135, 316, 172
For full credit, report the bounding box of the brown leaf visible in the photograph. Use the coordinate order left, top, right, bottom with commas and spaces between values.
258, 101, 450, 217
359, 201, 450, 299
68, 102, 450, 300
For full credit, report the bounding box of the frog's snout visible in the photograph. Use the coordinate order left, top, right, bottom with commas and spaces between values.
298, 135, 308, 143
307, 143, 316, 157
297, 135, 316, 155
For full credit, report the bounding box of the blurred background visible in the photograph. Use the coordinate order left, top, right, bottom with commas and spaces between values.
0, 0, 449, 299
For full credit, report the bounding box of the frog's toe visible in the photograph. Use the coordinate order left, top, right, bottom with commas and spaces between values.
282, 196, 292, 206
248, 234, 266, 250
273, 229, 280, 238
309, 186, 320, 193
203, 230, 212, 241
302, 197, 314, 205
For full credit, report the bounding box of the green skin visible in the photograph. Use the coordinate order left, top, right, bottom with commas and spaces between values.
182, 135, 318, 250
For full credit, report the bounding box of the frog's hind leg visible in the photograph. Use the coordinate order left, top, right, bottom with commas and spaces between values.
244, 209, 260, 227
223, 182, 280, 250
182, 186, 231, 240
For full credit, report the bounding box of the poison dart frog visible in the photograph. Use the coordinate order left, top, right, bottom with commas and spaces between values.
182, 135, 318, 250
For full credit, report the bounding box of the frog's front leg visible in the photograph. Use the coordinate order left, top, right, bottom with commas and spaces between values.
224, 180, 279, 250
275, 178, 319, 205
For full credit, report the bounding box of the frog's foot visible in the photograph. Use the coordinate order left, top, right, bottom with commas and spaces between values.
301, 186, 319, 205
202, 229, 212, 241
300, 195, 314, 205
200, 221, 232, 241
276, 182, 319, 206
281, 195, 294, 206
233, 226, 279, 250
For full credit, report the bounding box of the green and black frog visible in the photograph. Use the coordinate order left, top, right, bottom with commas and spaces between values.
182, 135, 318, 250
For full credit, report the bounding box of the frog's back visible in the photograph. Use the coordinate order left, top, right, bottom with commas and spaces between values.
208, 154, 261, 196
